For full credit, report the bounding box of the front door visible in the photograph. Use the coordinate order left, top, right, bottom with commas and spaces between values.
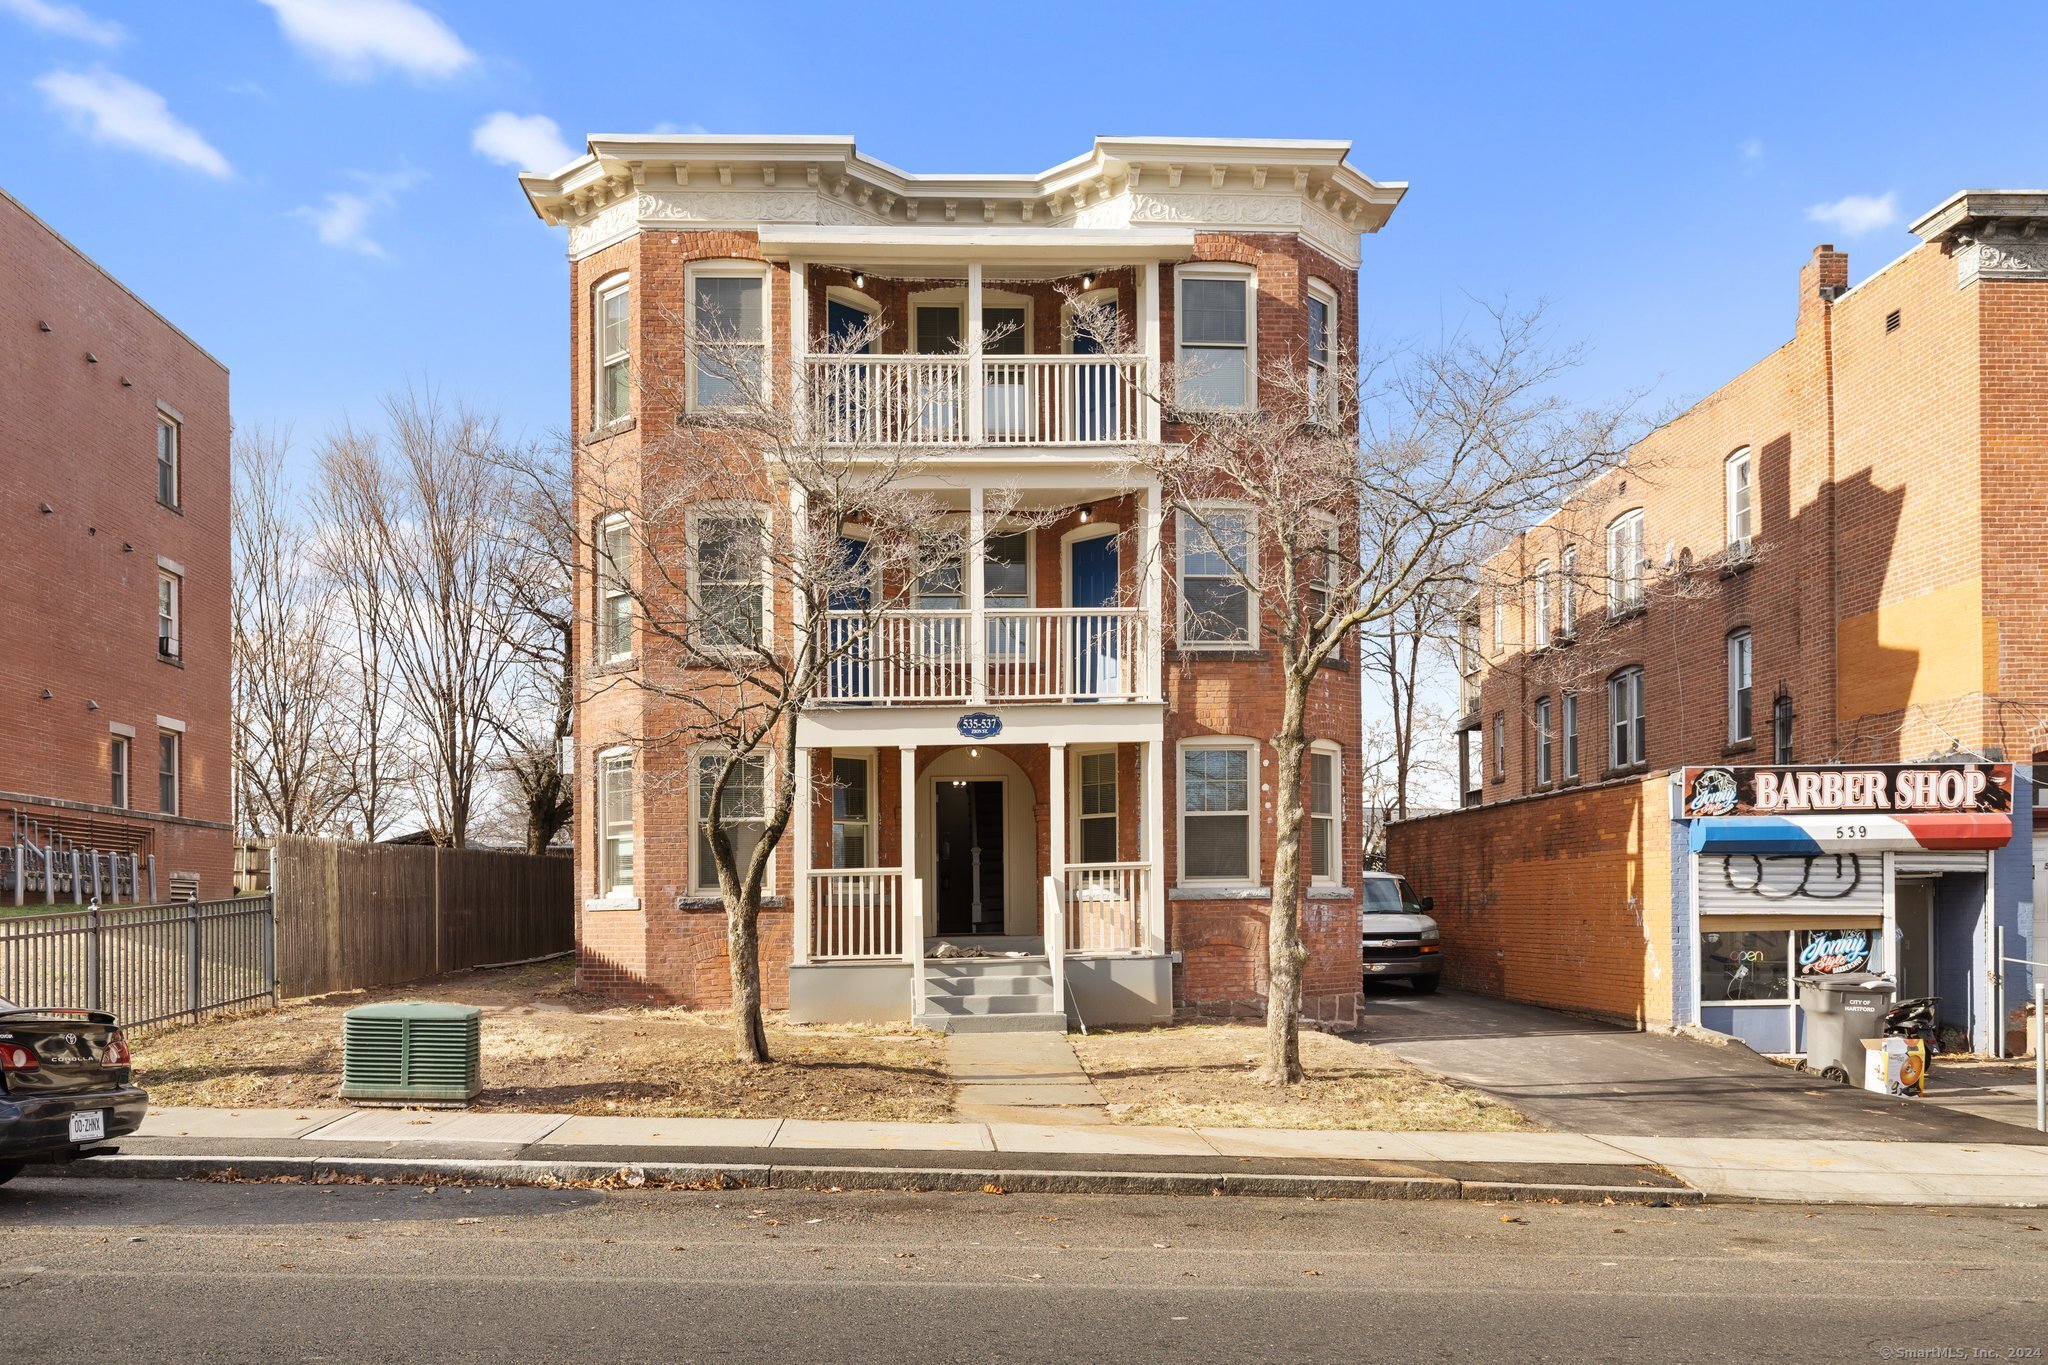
828, 534, 870, 700
1895, 879, 1935, 1000
1071, 298, 1118, 440
934, 780, 1005, 935
1068, 534, 1119, 698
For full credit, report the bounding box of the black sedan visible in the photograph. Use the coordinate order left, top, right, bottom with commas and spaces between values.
0, 996, 148, 1184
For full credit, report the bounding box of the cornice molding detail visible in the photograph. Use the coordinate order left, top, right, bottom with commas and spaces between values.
1957, 237, 2048, 288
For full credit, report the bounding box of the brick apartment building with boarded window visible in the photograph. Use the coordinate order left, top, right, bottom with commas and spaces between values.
1390, 190, 2048, 1058
0, 188, 232, 906
518, 135, 1404, 1030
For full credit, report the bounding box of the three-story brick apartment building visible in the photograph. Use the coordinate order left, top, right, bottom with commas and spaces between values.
519, 135, 1405, 1029
1390, 191, 2048, 1057
0, 189, 232, 906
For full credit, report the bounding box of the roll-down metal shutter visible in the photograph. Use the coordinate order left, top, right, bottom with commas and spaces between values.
1695, 851, 1885, 918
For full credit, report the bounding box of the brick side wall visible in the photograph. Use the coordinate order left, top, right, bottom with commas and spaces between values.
0, 191, 233, 897
1386, 772, 1674, 1027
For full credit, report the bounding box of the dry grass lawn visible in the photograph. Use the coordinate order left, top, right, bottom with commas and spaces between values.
133, 960, 951, 1122
1073, 1023, 1532, 1131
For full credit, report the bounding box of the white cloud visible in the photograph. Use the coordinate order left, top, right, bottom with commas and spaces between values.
471, 111, 575, 173
34, 68, 231, 177
0, 0, 123, 44
1737, 137, 1762, 163
258, 0, 475, 80
650, 121, 707, 136
293, 168, 421, 258
1805, 191, 1898, 236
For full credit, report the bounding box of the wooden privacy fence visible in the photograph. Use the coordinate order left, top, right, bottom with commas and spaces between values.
272, 836, 573, 999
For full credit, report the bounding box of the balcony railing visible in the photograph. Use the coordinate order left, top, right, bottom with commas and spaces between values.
806, 354, 1150, 447
821, 607, 1152, 705
806, 867, 905, 961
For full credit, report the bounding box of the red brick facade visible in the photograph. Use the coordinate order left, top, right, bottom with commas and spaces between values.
0, 190, 233, 900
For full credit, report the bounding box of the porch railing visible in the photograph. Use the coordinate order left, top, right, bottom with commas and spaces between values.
806, 354, 1149, 447
822, 606, 1151, 705
1062, 862, 1149, 954
806, 867, 905, 961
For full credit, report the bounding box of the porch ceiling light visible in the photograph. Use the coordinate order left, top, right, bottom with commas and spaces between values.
969, 748, 980, 759
853, 271, 866, 289
1079, 507, 1092, 524
1081, 271, 1097, 289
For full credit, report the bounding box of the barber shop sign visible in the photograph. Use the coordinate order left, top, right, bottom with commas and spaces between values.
1682, 762, 2012, 818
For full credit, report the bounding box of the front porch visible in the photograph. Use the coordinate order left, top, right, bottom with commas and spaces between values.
785, 735, 1173, 1031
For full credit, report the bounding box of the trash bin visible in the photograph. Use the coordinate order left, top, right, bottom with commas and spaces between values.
1797, 972, 1896, 1083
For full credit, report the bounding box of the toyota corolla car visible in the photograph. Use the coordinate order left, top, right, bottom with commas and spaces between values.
0, 996, 148, 1184
1359, 871, 1443, 992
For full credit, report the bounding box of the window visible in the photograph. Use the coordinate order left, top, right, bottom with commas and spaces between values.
1307, 514, 1343, 657
595, 278, 630, 426
1607, 511, 1644, 614
598, 515, 632, 662
157, 730, 179, 815
157, 570, 181, 660
1175, 271, 1251, 408
1559, 546, 1578, 637
1700, 930, 1793, 1003
1534, 697, 1553, 787
1180, 743, 1254, 883
1306, 281, 1337, 419
691, 509, 766, 650
831, 755, 872, 869
694, 751, 767, 894
1773, 694, 1795, 764
691, 268, 765, 408
1178, 507, 1253, 646
1491, 711, 1506, 781
156, 411, 180, 507
110, 734, 130, 809
1608, 667, 1646, 769
1561, 691, 1580, 779
1308, 746, 1339, 884
1725, 448, 1754, 553
598, 749, 634, 895
1727, 629, 1753, 743
1532, 562, 1552, 649
1077, 750, 1118, 863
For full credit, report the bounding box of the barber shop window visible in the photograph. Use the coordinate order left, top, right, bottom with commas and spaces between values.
1699, 930, 1792, 1003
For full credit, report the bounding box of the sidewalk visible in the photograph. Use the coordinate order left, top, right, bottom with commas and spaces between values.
28, 1105, 2048, 1208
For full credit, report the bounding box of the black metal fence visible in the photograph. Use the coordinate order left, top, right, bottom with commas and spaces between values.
0, 898, 276, 1030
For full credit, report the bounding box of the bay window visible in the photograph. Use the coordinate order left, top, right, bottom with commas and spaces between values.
595, 277, 630, 426
1175, 270, 1252, 409
1178, 507, 1253, 647
1180, 742, 1254, 884
691, 267, 766, 408
598, 749, 634, 896
691, 508, 767, 650
694, 750, 767, 894
1308, 745, 1340, 884
598, 514, 632, 662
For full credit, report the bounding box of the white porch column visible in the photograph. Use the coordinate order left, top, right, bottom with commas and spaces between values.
788, 257, 808, 423
965, 261, 985, 443
1144, 737, 1167, 955
899, 745, 919, 945
1140, 481, 1165, 699
1139, 260, 1162, 442
792, 745, 812, 965
967, 483, 988, 704
1048, 743, 1068, 948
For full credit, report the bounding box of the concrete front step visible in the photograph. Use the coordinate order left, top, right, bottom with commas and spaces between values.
924, 974, 1052, 998
921, 992, 1058, 1016
924, 956, 1052, 978
914, 1009, 1068, 1034
918, 953, 1065, 1033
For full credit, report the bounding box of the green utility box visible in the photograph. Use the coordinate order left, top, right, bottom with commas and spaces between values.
340, 1001, 483, 1104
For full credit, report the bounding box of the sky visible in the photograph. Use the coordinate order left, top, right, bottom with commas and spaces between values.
4, 0, 2045, 464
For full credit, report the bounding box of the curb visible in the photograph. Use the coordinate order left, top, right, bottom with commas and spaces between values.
30, 1152, 1702, 1205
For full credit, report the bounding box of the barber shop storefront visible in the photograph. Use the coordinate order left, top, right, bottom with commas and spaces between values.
1676, 762, 2018, 1055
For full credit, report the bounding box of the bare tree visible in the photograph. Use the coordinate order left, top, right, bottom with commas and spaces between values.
489, 437, 576, 853
585, 310, 1037, 1063
1116, 298, 1635, 1084
230, 428, 350, 837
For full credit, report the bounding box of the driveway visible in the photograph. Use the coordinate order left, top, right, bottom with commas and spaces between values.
1359, 986, 2047, 1143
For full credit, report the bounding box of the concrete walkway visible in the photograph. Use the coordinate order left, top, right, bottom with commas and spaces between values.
944, 1032, 1108, 1124
108, 1105, 2048, 1207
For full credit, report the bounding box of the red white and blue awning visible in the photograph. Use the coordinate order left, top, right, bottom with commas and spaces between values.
1687, 812, 2011, 855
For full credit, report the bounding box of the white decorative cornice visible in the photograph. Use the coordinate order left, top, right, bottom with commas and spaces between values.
1955, 237, 2048, 288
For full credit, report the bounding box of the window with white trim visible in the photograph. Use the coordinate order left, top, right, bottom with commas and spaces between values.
1077, 750, 1118, 864
1607, 510, 1645, 615
1308, 745, 1340, 884
691, 266, 766, 408
1725, 447, 1754, 553
110, 734, 130, 809
157, 570, 182, 661
157, 729, 180, 815
831, 755, 872, 869
1307, 513, 1343, 658
595, 278, 630, 426
1177, 507, 1253, 647
1306, 281, 1337, 419
1727, 629, 1753, 743
691, 508, 767, 650
1492, 711, 1505, 781
1608, 667, 1646, 769
1559, 546, 1578, 637
1175, 270, 1252, 409
1534, 697, 1554, 787
598, 514, 632, 662
1180, 742, 1255, 884
156, 411, 180, 507
694, 750, 767, 894
1532, 562, 1552, 649
598, 749, 634, 895
1561, 691, 1580, 779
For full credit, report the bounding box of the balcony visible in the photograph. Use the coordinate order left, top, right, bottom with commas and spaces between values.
806, 353, 1151, 448
820, 606, 1155, 705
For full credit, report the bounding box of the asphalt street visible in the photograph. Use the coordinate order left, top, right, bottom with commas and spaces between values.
2, 1175, 2043, 1363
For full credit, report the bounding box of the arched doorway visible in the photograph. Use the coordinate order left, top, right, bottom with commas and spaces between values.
917, 746, 1038, 939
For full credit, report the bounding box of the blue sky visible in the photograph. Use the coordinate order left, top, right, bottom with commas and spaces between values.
5, 0, 2046, 462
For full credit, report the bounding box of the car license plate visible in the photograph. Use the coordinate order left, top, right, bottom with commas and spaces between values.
68, 1110, 105, 1142
1366, 962, 1389, 973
